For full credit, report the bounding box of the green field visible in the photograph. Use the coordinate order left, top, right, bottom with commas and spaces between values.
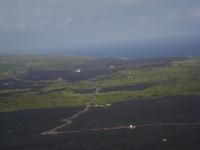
0, 55, 91, 79
0, 56, 200, 112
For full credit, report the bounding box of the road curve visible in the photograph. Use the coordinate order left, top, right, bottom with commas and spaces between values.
41, 86, 98, 135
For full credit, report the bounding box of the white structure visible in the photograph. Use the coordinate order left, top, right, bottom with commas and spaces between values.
119, 57, 129, 60
188, 56, 193, 59
129, 124, 136, 129
106, 104, 111, 106
162, 138, 167, 142
75, 68, 81, 73
110, 65, 114, 69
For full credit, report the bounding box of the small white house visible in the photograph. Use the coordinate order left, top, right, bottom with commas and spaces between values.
119, 57, 129, 60
106, 104, 111, 106
57, 78, 63, 81
75, 68, 81, 73
188, 56, 193, 59
129, 124, 136, 129
110, 65, 114, 69
162, 138, 167, 142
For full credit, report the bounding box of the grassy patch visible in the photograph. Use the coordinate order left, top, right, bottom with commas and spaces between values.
0, 55, 92, 79
0, 91, 92, 112
1, 57, 200, 112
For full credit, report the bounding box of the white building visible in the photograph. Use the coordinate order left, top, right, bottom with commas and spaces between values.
75, 68, 81, 73
110, 65, 114, 69
129, 124, 136, 129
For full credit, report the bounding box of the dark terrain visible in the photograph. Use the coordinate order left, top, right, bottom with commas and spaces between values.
1, 96, 200, 150
19, 58, 178, 82
1, 57, 200, 150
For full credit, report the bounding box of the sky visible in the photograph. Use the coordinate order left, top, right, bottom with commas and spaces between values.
0, 0, 200, 52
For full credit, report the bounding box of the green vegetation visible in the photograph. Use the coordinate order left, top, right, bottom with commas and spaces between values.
0, 55, 92, 79
94, 61, 200, 88
93, 58, 200, 104
1, 57, 200, 112
0, 92, 92, 112
42, 80, 70, 91
95, 82, 200, 105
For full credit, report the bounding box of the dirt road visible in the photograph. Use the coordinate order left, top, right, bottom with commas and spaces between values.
41, 86, 98, 135
43, 122, 200, 135
41, 85, 200, 135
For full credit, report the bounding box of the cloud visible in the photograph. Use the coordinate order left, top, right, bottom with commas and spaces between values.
0, 17, 6, 30
0, 0, 200, 51
168, 6, 200, 22
38, 20, 49, 28
60, 18, 72, 28
87, 0, 159, 5
187, 6, 200, 19
0, 17, 73, 31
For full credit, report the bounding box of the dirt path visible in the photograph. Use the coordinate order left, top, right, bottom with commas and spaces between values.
43, 122, 200, 135
41, 86, 98, 135
41, 85, 200, 135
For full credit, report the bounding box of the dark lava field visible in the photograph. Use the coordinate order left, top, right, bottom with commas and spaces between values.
7, 58, 177, 82
1, 96, 200, 150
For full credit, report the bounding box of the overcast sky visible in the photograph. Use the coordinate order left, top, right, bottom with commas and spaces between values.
0, 0, 200, 52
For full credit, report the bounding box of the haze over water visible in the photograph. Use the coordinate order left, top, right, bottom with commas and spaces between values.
0, 0, 200, 57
